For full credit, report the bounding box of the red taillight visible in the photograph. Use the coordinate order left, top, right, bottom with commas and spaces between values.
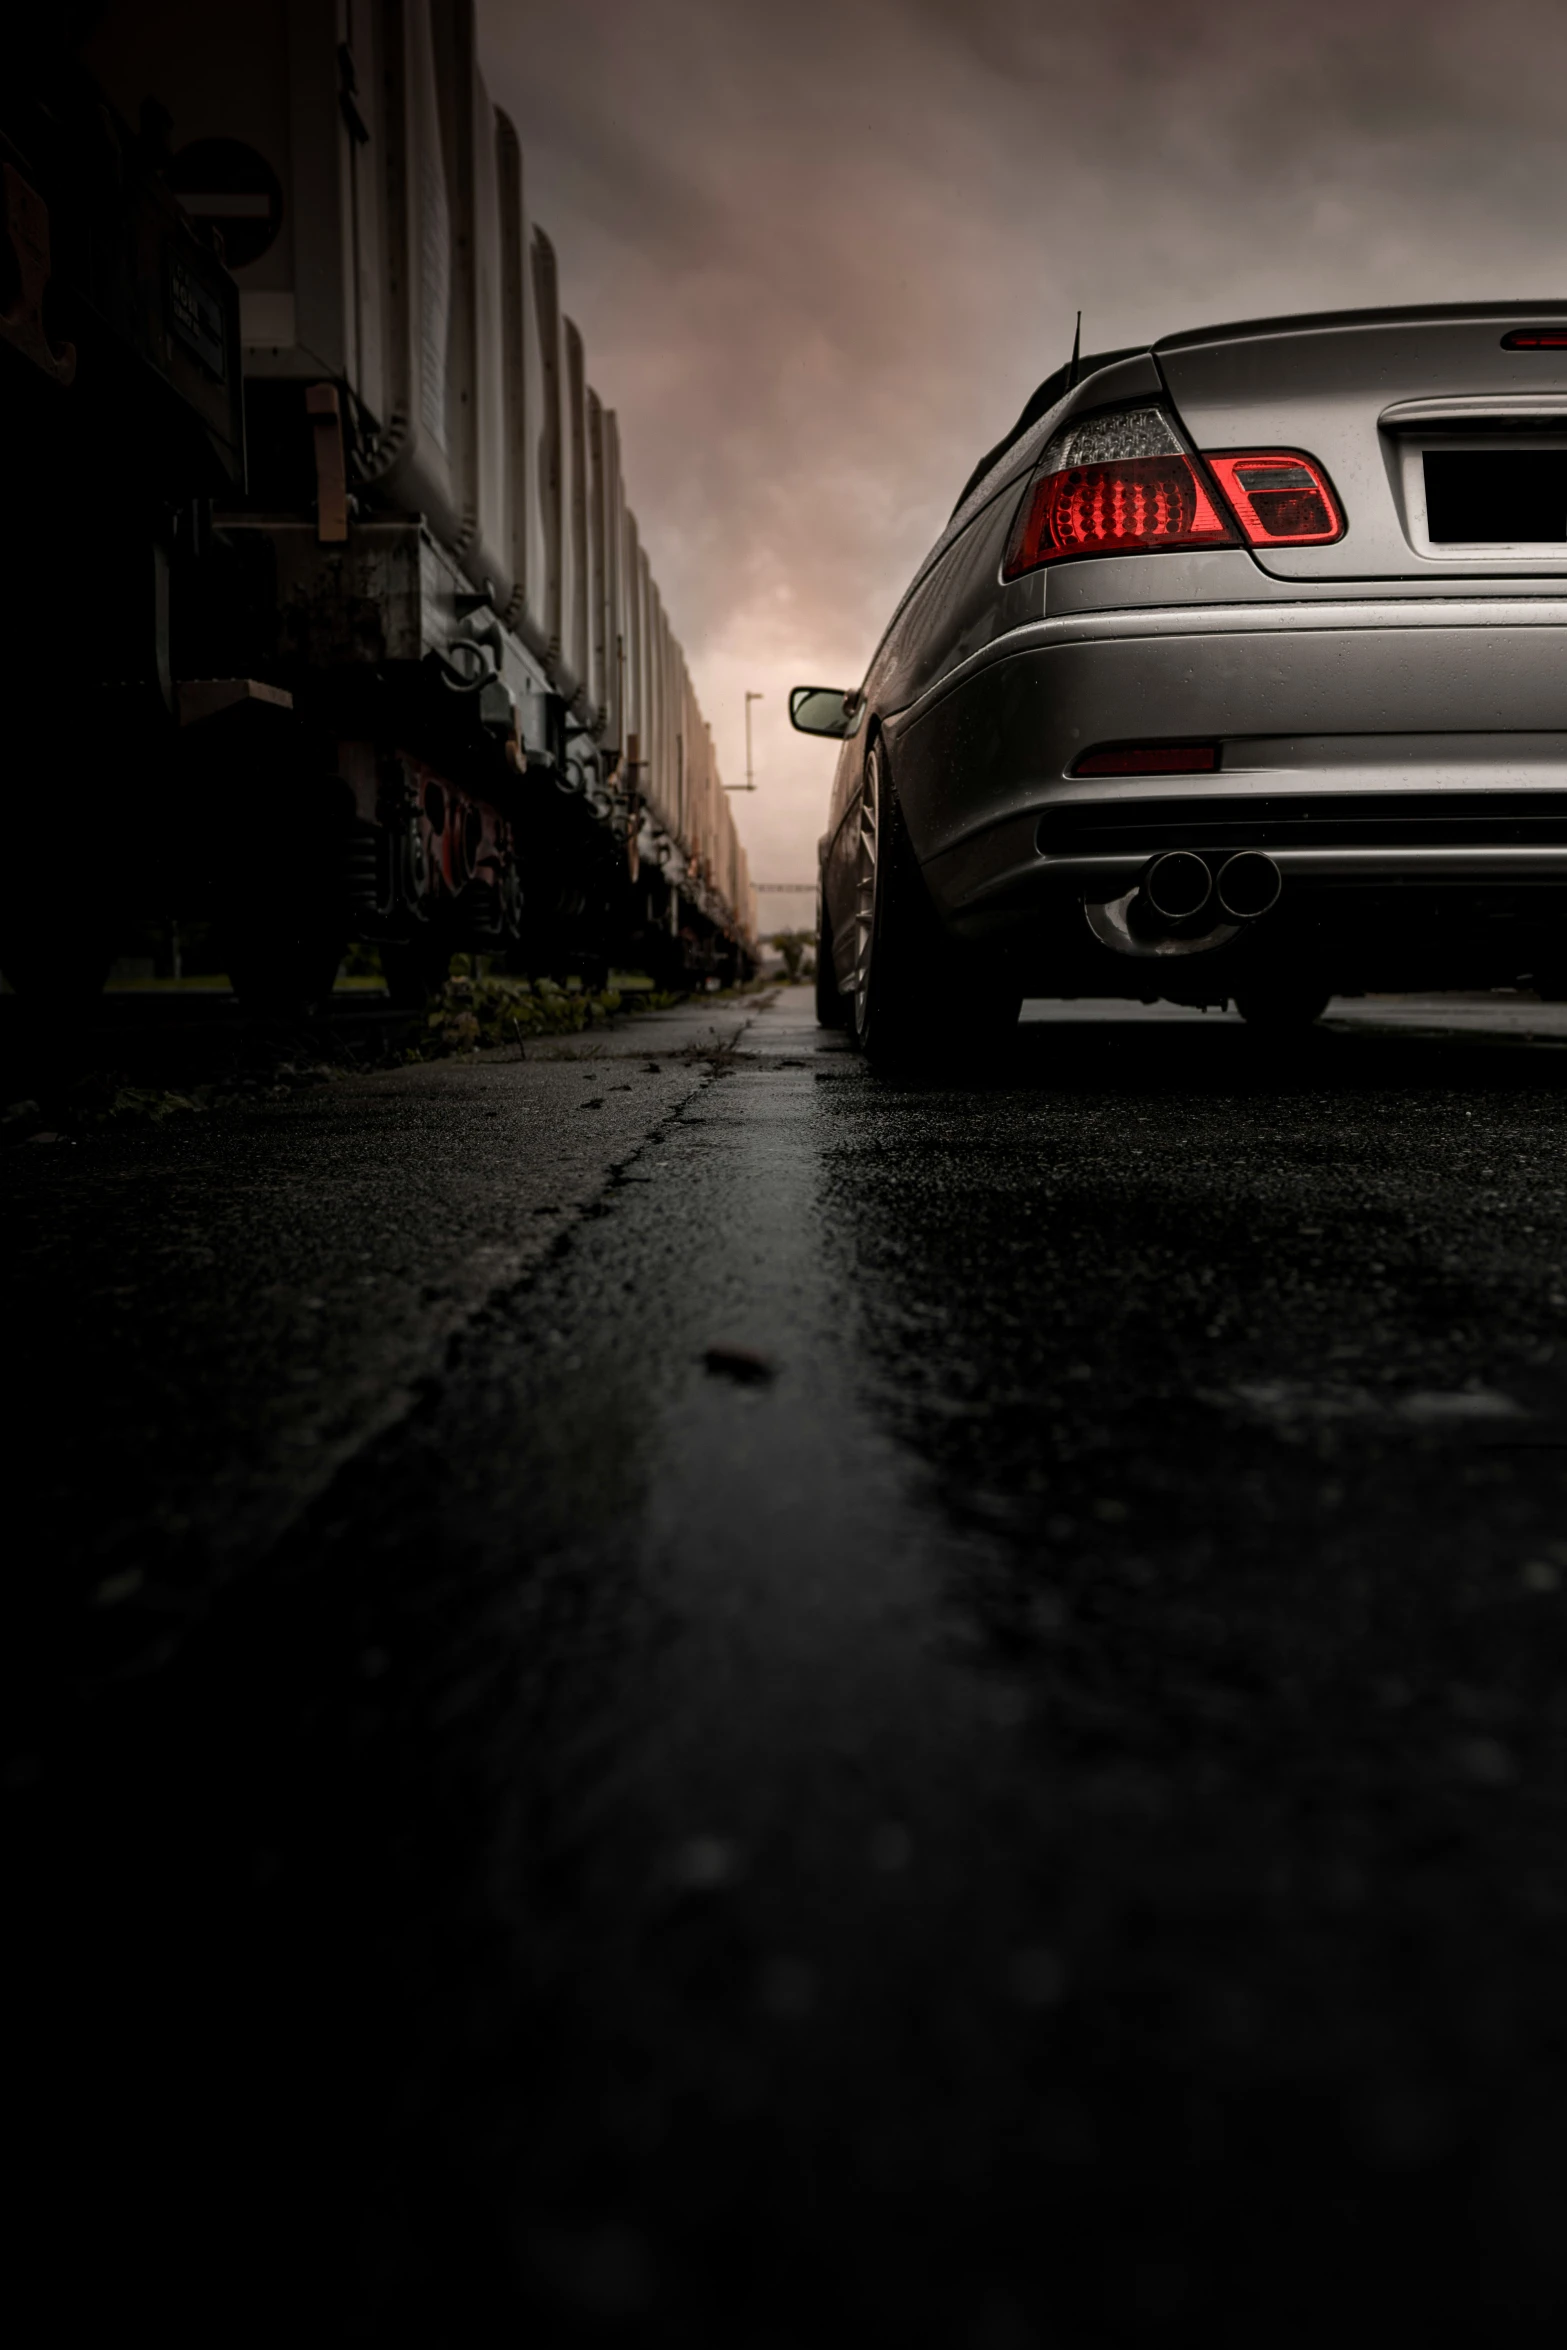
1204, 451, 1344, 546
1005, 456, 1234, 574
1502, 328, 1567, 349
1002, 407, 1234, 578
1074, 744, 1219, 777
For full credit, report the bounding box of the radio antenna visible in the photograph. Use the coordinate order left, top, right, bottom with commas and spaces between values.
1066, 310, 1082, 389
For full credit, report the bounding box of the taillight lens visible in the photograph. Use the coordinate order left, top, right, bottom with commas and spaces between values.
1204, 451, 1344, 546
1502, 328, 1567, 349
1002, 406, 1234, 578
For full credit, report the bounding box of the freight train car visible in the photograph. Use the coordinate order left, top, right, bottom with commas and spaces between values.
0, 1, 755, 1008
0, 22, 246, 1001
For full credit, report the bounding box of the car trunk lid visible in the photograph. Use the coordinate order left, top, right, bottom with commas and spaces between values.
1156, 306, 1567, 583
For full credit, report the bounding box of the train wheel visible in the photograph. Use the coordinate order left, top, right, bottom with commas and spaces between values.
225, 921, 343, 1018
0, 929, 113, 1006
380, 934, 452, 1010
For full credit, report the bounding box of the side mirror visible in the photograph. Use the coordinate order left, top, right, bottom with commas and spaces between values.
789, 685, 866, 739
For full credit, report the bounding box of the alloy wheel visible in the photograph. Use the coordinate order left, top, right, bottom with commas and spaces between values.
851, 746, 881, 1037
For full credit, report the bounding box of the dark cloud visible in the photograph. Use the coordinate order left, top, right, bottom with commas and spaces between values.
478, 0, 1567, 880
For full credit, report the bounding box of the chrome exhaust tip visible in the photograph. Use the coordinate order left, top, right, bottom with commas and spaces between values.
1214, 851, 1282, 922
1137, 849, 1213, 928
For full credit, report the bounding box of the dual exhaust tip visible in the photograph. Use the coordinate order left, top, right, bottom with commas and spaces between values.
1133, 848, 1281, 936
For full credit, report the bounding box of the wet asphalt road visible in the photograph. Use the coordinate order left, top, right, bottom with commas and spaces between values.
9, 986, 1567, 2344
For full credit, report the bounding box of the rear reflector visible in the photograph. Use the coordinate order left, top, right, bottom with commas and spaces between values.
1002, 406, 1233, 578
1074, 744, 1219, 776
1204, 451, 1344, 545
1502, 328, 1567, 350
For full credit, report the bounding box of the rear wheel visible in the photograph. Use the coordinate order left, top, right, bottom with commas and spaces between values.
1233, 978, 1332, 1032
850, 742, 1019, 1063
814, 879, 846, 1028
850, 741, 927, 1060
951, 965, 1025, 1050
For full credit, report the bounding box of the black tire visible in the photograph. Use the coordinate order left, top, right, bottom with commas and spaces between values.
950, 966, 1025, 1052
814, 878, 847, 1028
848, 741, 1024, 1064
844, 739, 1023, 1066
1233, 979, 1332, 1032
849, 740, 932, 1061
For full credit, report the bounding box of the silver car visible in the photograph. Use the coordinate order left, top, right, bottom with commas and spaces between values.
795, 303, 1567, 1053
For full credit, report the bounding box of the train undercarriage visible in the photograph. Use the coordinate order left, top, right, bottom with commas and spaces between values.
3, 488, 752, 1014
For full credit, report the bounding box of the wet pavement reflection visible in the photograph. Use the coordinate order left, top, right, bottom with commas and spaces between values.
10, 990, 1567, 2342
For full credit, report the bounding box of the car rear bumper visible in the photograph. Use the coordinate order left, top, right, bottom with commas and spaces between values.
940, 761, 1567, 925
890, 598, 1567, 924
1042, 841, 1567, 895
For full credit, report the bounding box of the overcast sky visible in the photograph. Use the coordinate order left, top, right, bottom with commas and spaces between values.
477, 0, 1567, 889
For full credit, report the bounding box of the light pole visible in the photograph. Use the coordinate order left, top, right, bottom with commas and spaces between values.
726, 691, 763, 790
